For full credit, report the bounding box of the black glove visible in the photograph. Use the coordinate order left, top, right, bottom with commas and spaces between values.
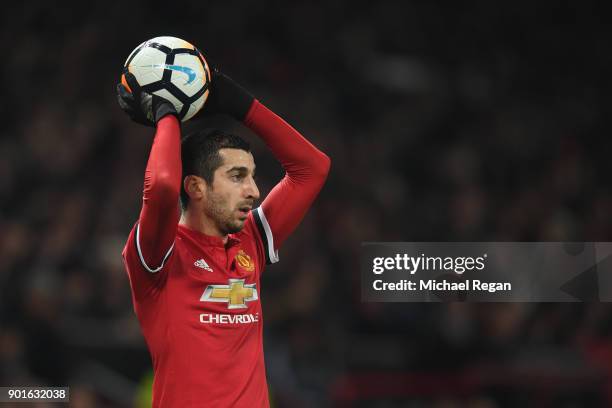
196, 66, 255, 122
116, 71, 178, 127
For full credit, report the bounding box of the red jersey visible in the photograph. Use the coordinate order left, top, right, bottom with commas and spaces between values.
122, 101, 330, 407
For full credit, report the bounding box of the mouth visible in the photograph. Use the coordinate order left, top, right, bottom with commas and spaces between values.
237, 205, 252, 218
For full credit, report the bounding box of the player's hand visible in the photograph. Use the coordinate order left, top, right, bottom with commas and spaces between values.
195, 66, 255, 122
116, 71, 178, 127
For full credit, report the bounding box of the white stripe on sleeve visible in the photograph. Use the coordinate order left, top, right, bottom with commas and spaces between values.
256, 206, 280, 264
135, 223, 174, 273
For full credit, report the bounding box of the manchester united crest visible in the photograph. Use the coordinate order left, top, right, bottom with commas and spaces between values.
235, 250, 255, 272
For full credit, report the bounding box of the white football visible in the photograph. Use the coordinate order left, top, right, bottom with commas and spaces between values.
121, 36, 210, 122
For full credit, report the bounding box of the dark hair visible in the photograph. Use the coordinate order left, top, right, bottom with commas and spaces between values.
180, 129, 251, 210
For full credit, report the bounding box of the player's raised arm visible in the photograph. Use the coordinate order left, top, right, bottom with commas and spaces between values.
203, 69, 331, 260
245, 101, 330, 250
117, 74, 182, 272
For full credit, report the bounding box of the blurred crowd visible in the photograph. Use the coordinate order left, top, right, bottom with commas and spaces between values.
1, 1, 612, 407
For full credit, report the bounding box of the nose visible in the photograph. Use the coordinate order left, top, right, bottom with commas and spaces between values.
245, 176, 260, 200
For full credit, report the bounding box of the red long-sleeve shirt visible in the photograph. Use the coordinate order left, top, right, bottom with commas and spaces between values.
122, 100, 330, 407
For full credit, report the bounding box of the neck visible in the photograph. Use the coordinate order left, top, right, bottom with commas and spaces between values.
179, 209, 229, 244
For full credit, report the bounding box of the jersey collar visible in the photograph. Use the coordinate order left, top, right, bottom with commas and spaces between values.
178, 224, 241, 247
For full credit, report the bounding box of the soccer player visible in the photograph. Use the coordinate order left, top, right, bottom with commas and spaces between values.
116, 68, 330, 407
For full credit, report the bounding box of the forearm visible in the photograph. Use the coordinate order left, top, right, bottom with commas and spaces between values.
137, 115, 182, 269
244, 100, 330, 247
244, 100, 330, 180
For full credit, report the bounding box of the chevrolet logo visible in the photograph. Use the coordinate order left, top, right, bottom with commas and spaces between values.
200, 279, 258, 309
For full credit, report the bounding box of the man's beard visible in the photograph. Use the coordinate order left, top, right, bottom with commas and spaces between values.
204, 190, 249, 235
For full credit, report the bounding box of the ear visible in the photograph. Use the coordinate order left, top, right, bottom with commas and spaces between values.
184, 175, 207, 201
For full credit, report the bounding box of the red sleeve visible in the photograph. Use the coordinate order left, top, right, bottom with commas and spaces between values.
132, 115, 182, 273
244, 100, 330, 264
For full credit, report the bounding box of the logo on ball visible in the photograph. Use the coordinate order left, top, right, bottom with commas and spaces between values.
146, 64, 198, 85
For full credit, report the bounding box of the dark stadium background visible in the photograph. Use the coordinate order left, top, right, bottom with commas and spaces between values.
1, 1, 612, 407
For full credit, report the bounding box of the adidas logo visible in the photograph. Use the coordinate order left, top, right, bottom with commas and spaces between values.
194, 259, 213, 272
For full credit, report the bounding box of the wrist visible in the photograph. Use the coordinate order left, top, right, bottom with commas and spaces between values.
154, 101, 179, 124
156, 113, 180, 129
242, 99, 260, 128
227, 84, 254, 122
213, 70, 255, 121
234, 97, 256, 123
